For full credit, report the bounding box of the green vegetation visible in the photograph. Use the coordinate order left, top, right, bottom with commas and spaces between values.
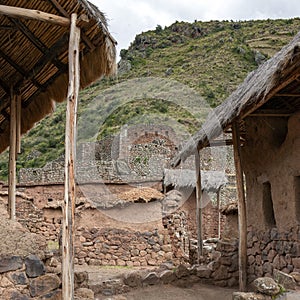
0, 18, 300, 180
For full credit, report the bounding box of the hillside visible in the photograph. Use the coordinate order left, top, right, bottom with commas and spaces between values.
0, 18, 300, 180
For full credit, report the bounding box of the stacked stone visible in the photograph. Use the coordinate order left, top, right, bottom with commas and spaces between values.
162, 212, 190, 264
247, 226, 300, 283
74, 227, 186, 267
0, 254, 61, 299
207, 240, 239, 287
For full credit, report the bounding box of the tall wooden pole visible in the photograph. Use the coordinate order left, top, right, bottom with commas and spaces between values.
195, 149, 203, 263
8, 88, 17, 220
62, 13, 80, 300
217, 188, 221, 239
16, 94, 22, 154
232, 121, 247, 291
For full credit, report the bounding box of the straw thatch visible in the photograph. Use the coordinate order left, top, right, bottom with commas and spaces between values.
172, 31, 300, 167
0, 0, 116, 152
164, 169, 228, 193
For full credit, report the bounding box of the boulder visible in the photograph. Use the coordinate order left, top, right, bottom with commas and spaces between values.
175, 264, 189, 278
142, 272, 160, 286
0, 256, 23, 273
232, 292, 269, 300
123, 271, 142, 288
25, 254, 45, 278
8, 271, 28, 285
253, 277, 280, 296
290, 272, 300, 284
1, 289, 29, 300
74, 287, 94, 299
29, 274, 61, 297
159, 270, 176, 284
273, 269, 296, 290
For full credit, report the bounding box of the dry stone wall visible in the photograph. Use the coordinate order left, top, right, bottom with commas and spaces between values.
247, 225, 300, 284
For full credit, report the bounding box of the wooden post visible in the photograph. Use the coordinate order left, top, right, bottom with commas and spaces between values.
8, 88, 17, 220
195, 149, 203, 263
217, 188, 221, 239
62, 13, 80, 300
16, 94, 21, 154
232, 121, 247, 291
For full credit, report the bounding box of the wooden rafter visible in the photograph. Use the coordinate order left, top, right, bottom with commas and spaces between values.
0, 33, 69, 114
9, 18, 66, 71
0, 48, 42, 89
248, 109, 293, 117
49, 0, 95, 51
0, 78, 10, 95
0, 4, 70, 27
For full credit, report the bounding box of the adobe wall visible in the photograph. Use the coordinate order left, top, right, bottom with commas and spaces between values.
242, 112, 300, 281
179, 190, 226, 239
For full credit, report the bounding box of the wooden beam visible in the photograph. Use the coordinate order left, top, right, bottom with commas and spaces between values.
232, 121, 247, 292
217, 188, 221, 239
248, 109, 293, 117
9, 17, 67, 70
241, 73, 300, 119
195, 149, 203, 263
62, 13, 80, 300
274, 93, 300, 97
49, 0, 95, 51
8, 88, 17, 220
0, 5, 70, 27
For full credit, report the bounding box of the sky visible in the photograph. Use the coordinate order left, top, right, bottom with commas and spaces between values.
90, 0, 300, 56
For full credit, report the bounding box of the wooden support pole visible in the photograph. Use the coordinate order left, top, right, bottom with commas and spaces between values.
232, 121, 247, 291
8, 88, 17, 220
16, 94, 21, 154
195, 149, 203, 263
62, 13, 80, 300
217, 188, 221, 239
0, 5, 70, 27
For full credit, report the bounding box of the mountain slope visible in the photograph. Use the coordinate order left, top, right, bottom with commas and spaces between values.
0, 18, 300, 180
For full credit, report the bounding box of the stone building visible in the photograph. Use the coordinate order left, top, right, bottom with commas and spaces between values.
173, 30, 300, 288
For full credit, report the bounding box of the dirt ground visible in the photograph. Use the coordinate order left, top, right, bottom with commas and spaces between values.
96, 284, 236, 300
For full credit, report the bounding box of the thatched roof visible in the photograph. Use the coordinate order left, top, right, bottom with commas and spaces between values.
173, 31, 300, 166
0, 0, 116, 152
164, 169, 228, 192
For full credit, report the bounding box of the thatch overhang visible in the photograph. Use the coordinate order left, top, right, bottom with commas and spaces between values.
0, 0, 116, 152
164, 169, 228, 193
172, 31, 300, 167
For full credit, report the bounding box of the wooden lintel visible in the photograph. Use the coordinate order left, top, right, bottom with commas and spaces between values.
62, 13, 80, 299
0, 5, 70, 27
248, 109, 293, 117
232, 121, 247, 292
195, 150, 203, 262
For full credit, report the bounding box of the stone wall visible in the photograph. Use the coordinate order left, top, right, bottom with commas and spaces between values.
0, 254, 61, 299
74, 226, 185, 267
247, 225, 300, 284
19, 124, 179, 186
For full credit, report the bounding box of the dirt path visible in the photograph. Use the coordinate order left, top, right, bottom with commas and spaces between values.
97, 284, 235, 300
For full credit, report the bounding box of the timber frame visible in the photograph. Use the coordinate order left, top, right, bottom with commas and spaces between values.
0, 1, 116, 299
172, 30, 300, 291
